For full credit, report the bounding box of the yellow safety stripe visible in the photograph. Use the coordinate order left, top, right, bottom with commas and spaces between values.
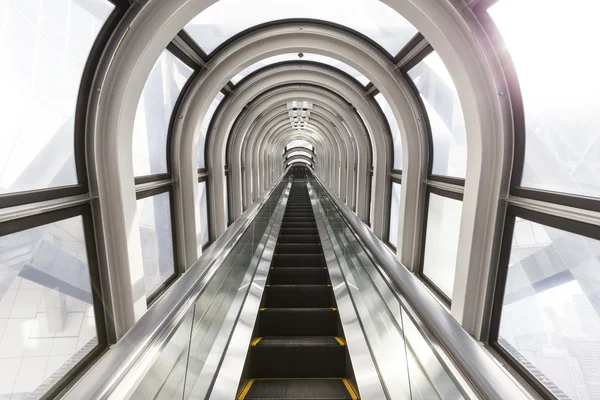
342, 378, 359, 400
330, 307, 337, 311
251, 337, 262, 346
237, 379, 255, 400
334, 337, 346, 346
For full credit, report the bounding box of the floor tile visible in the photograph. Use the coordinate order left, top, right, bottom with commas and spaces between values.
0, 358, 21, 395
50, 337, 78, 356
9, 290, 43, 319
13, 356, 47, 393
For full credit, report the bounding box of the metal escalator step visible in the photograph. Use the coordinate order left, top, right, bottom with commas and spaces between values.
250, 339, 346, 378
256, 336, 342, 347
282, 222, 318, 229
269, 268, 327, 284
242, 379, 356, 400
259, 308, 337, 336
276, 243, 322, 254
273, 254, 325, 268
280, 228, 319, 236
278, 235, 320, 244
265, 285, 332, 308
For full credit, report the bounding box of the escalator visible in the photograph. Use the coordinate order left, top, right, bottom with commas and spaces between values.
238, 182, 359, 400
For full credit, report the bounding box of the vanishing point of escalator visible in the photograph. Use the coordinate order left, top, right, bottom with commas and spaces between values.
237, 182, 360, 400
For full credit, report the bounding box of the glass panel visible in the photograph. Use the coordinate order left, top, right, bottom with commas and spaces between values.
231, 53, 369, 86
185, 0, 417, 55
286, 140, 312, 151
198, 92, 224, 168
132, 51, 193, 177
0, 216, 99, 398
286, 151, 313, 160
196, 182, 209, 248
498, 218, 600, 399
389, 182, 401, 248
135, 192, 176, 297
489, 0, 600, 198
422, 193, 463, 299
375, 94, 403, 170
408, 52, 467, 178
0, 0, 114, 194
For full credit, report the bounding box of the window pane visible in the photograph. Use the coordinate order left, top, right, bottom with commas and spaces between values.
375, 93, 403, 170
422, 193, 462, 299
198, 92, 224, 168
0, 216, 99, 398
498, 218, 600, 399
489, 0, 600, 197
132, 51, 193, 177
185, 0, 417, 55
231, 53, 369, 86
196, 182, 209, 247
389, 182, 401, 248
408, 52, 467, 178
0, 0, 114, 194
135, 192, 175, 296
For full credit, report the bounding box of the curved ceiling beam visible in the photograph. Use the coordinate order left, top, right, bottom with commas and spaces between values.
178, 24, 411, 238
216, 67, 376, 220
286, 154, 315, 167
284, 148, 315, 160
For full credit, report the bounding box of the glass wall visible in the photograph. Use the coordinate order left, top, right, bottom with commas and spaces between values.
421, 192, 463, 301
489, 0, 600, 199
196, 181, 210, 249
388, 182, 401, 248
374, 93, 403, 170
135, 191, 176, 298
0, 214, 101, 398
408, 52, 467, 178
132, 51, 193, 177
198, 92, 225, 169
0, 0, 114, 194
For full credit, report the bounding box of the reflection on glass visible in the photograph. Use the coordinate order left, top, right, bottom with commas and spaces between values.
422, 193, 462, 299
375, 94, 403, 170
0, 0, 114, 194
408, 52, 467, 178
185, 0, 417, 55
198, 92, 224, 168
389, 182, 401, 248
286, 140, 313, 151
498, 218, 600, 400
135, 192, 175, 296
231, 53, 369, 86
132, 51, 193, 177
196, 182, 210, 248
0, 216, 98, 398
489, 0, 600, 197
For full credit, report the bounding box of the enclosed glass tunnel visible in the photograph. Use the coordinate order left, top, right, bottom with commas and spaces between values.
0, 0, 599, 399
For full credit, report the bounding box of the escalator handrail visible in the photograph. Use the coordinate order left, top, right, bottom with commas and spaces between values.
63, 173, 292, 399
309, 176, 532, 400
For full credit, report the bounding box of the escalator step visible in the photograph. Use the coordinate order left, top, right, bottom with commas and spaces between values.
269, 268, 327, 284
265, 285, 332, 308
241, 379, 356, 400
278, 235, 320, 244
281, 222, 318, 229
273, 254, 325, 268
250, 337, 346, 378
276, 243, 322, 254
280, 228, 319, 236
259, 308, 337, 336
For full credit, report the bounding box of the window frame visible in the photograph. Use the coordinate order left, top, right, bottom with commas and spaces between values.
198, 173, 213, 250
386, 174, 402, 251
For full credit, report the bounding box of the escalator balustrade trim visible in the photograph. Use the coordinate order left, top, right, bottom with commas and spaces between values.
238, 182, 359, 400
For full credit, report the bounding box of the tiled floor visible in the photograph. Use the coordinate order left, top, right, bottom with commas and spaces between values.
0, 277, 97, 398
